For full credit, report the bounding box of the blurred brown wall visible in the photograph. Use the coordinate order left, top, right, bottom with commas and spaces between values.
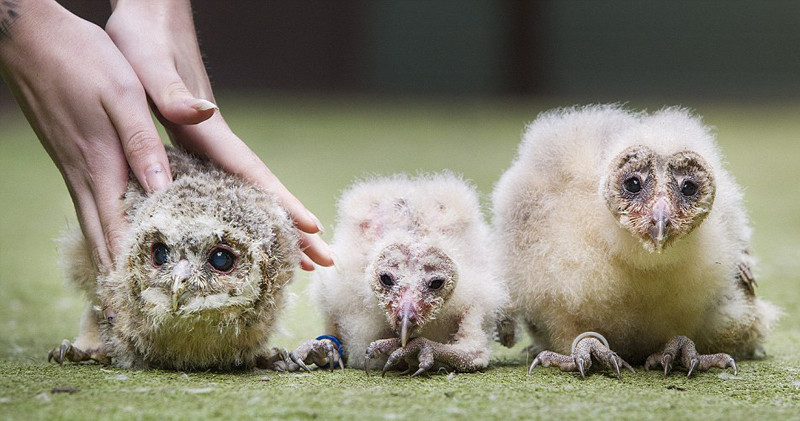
2, 0, 800, 109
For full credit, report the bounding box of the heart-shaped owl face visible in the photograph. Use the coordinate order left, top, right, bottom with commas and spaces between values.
604, 146, 715, 253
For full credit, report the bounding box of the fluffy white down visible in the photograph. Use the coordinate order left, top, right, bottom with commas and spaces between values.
312, 173, 508, 367
492, 105, 779, 361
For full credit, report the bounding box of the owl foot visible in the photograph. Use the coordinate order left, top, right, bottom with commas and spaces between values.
375, 337, 484, 377
47, 339, 110, 365
528, 332, 633, 379
364, 338, 402, 376
286, 338, 344, 372
644, 335, 736, 378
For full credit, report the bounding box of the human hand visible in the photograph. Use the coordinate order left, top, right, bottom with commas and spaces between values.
106, 0, 333, 270
0, 1, 172, 272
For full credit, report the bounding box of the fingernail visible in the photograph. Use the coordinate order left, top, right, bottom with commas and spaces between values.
144, 164, 170, 193
308, 210, 325, 233
191, 99, 219, 112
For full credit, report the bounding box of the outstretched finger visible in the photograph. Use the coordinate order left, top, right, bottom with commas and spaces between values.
71, 188, 113, 272
169, 121, 334, 267
65, 144, 130, 271
103, 84, 173, 195
171, 122, 324, 234
141, 67, 217, 126
299, 232, 334, 269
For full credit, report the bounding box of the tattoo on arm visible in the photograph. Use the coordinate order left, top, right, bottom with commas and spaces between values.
0, 0, 20, 41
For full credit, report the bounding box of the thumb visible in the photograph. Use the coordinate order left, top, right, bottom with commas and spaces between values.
154, 76, 218, 125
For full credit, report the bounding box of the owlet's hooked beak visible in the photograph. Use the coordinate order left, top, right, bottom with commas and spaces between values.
648, 196, 671, 252
396, 291, 420, 347
171, 259, 192, 312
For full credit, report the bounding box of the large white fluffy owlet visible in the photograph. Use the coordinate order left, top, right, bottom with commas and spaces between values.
48, 147, 300, 370
493, 105, 780, 379
288, 174, 507, 376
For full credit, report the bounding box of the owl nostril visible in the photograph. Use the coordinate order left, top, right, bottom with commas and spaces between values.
171, 259, 192, 281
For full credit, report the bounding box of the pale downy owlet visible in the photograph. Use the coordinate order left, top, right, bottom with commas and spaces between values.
287, 174, 508, 376
492, 105, 779, 379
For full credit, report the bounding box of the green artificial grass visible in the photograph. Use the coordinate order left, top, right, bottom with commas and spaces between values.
1, 96, 799, 420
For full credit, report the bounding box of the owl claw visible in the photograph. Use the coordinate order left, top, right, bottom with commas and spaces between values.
527, 356, 541, 375
529, 334, 630, 380
364, 338, 402, 376
286, 338, 344, 372
47, 339, 71, 365
645, 336, 737, 378
410, 367, 427, 377
687, 358, 699, 378
380, 337, 480, 376
576, 357, 586, 379
47, 339, 103, 365
381, 360, 392, 377
611, 357, 621, 379
289, 351, 312, 372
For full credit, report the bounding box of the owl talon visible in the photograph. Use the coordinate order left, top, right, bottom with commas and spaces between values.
645, 336, 737, 378
663, 354, 673, 378
576, 357, 586, 379
611, 357, 621, 379
687, 358, 699, 378
381, 360, 392, 377
327, 348, 336, 372
47, 339, 71, 365
527, 356, 541, 375
410, 367, 427, 377
365, 338, 402, 376
289, 352, 312, 372
529, 335, 630, 380
47, 339, 96, 365
287, 338, 344, 372
379, 337, 476, 376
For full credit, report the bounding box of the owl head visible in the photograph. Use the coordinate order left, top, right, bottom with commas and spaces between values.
368, 242, 458, 347
112, 169, 299, 341
603, 145, 716, 253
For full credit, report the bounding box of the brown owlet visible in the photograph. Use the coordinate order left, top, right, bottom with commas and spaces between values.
492, 105, 780, 379
48, 146, 300, 370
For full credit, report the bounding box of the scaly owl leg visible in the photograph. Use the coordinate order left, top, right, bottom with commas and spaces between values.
495, 315, 518, 348
529, 334, 634, 379
364, 338, 402, 376
286, 338, 344, 372
380, 337, 487, 377
644, 336, 736, 378
47, 339, 110, 365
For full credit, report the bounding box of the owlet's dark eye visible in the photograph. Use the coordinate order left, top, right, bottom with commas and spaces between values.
623, 176, 642, 194
208, 246, 237, 273
379, 273, 395, 288
152, 242, 169, 267
680, 180, 698, 197
428, 277, 445, 290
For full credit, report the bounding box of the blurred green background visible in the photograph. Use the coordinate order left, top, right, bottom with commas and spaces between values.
1, 1, 800, 419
